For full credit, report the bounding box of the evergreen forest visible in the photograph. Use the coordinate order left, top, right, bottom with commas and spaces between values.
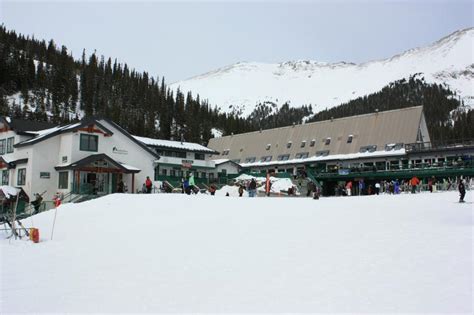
1, 26, 472, 145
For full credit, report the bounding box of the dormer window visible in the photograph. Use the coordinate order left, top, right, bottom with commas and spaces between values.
222, 149, 230, 156
325, 138, 331, 145
347, 135, 353, 143
295, 152, 309, 159
310, 139, 316, 147
287, 141, 292, 149
277, 154, 290, 161
245, 157, 256, 163
300, 140, 306, 148
385, 143, 404, 151
265, 144, 271, 150
360, 145, 377, 153
260, 156, 272, 162
316, 150, 329, 157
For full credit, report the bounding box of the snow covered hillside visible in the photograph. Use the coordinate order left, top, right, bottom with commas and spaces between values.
171, 28, 474, 117
1, 192, 472, 313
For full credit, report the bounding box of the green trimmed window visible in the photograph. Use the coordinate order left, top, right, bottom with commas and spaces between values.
58, 172, 68, 189
80, 134, 98, 152
6, 137, 14, 153
0, 139, 5, 155
17, 168, 26, 186
2, 170, 9, 185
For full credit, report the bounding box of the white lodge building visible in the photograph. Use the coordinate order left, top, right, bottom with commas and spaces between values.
0, 117, 161, 201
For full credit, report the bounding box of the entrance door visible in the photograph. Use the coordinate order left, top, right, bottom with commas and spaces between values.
86, 173, 97, 194
96, 173, 109, 194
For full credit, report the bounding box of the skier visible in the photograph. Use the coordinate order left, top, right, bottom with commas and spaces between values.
31, 193, 43, 215
145, 176, 152, 194
458, 179, 466, 203
410, 176, 420, 194
238, 185, 244, 197
248, 178, 257, 197
394, 180, 400, 194
375, 182, 380, 195
358, 179, 365, 195
209, 184, 217, 196
346, 181, 352, 196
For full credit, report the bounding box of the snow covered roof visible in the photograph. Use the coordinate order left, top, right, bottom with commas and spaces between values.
55, 154, 141, 174
211, 159, 229, 165
240, 149, 406, 168
134, 135, 218, 154
211, 159, 242, 167
0, 186, 19, 199
120, 163, 140, 172
15, 119, 112, 147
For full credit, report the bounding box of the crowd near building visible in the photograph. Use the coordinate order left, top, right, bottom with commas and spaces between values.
207, 106, 474, 196
0, 105, 473, 206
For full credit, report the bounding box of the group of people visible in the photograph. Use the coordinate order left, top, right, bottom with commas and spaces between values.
338, 176, 468, 202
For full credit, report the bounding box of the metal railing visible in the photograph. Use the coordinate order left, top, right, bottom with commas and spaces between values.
405, 138, 474, 153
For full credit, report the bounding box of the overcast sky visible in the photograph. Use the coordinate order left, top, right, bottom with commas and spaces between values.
1, 0, 472, 83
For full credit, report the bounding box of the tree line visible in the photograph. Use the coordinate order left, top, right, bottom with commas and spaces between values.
1, 25, 471, 145
0, 26, 253, 144
307, 75, 473, 143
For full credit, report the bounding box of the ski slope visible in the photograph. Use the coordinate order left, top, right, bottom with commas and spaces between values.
170, 28, 474, 116
1, 191, 472, 313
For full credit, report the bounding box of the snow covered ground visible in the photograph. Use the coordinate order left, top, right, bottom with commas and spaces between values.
1, 191, 472, 313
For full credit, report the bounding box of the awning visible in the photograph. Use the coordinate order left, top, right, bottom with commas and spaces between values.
55, 154, 141, 174
0, 157, 28, 169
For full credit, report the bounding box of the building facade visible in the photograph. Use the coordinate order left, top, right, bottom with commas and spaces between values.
0, 117, 160, 201
207, 106, 474, 194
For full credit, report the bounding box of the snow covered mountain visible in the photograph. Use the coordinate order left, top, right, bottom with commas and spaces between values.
170, 28, 474, 117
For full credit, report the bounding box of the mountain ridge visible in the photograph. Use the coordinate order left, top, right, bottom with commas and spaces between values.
170, 27, 474, 117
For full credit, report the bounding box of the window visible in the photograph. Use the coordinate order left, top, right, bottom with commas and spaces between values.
0, 139, 5, 155
295, 152, 309, 159
222, 149, 230, 156
277, 154, 290, 161
17, 168, 26, 186
80, 134, 98, 152
2, 170, 9, 185
347, 135, 353, 143
209, 173, 215, 180
300, 141, 306, 148
201, 172, 207, 179
310, 139, 316, 147
385, 143, 404, 151
161, 168, 168, 176
170, 169, 176, 177
265, 144, 271, 150
360, 145, 377, 153
58, 172, 68, 189
6, 137, 14, 153
62, 156, 68, 163
195, 153, 205, 160
325, 138, 331, 145
316, 150, 329, 157
260, 156, 272, 162
245, 157, 256, 163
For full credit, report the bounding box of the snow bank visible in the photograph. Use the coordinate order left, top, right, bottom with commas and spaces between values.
1, 191, 472, 313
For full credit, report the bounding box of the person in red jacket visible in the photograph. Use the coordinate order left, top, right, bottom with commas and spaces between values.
145, 176, 152, 194
410, 176, 420, 193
